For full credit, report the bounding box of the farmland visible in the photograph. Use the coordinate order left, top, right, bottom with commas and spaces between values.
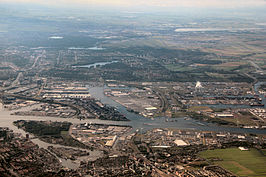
199, 148, 266, 177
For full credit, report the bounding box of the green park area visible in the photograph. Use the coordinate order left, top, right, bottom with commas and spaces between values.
199, 148, 266, 177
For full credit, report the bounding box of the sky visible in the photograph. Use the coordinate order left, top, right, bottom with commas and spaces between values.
1, 0, 266, 9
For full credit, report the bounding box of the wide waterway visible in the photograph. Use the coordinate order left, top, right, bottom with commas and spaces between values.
0, 103, 104, 170
254, 81, 266, 108
88, 86, 266, 134
74, 61, 118, 69
0, 84, 266, 169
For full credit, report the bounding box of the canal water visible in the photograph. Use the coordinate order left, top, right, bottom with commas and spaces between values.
0, 83, 265, 169
74, 61, 118, 69
88, 86, 266, 135
0, 103, 104, 170
254, 81, 266, 108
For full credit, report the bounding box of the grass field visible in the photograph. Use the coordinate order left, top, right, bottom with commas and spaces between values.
199, 148, 266, 177
262, 149, 266, 156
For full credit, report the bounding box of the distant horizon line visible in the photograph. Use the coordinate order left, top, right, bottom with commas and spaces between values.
1, 0, 266, 10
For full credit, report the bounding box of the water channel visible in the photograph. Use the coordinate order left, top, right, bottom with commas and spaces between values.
74, 61, 118, 69
0, 103, 104, 169
254, 81, 266, 108
88, 86, 266, 134
0, 82, 265, 169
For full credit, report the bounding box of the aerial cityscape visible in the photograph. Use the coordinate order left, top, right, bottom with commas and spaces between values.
0, 0, 265, 176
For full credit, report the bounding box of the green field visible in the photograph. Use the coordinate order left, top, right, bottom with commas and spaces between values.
262, 149, 266, 156
199, 148, 266, 177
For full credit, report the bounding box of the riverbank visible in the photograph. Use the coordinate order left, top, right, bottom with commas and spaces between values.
88, 86, 266, 134
1, 85, 266, 169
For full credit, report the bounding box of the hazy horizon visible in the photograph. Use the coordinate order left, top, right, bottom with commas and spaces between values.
1, 0, 266, 13
0, 1, 266, 21
1, 0, 266, 8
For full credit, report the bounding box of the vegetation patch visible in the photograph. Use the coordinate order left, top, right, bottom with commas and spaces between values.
199, 148, 266, 177
14, 120, 88, 149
